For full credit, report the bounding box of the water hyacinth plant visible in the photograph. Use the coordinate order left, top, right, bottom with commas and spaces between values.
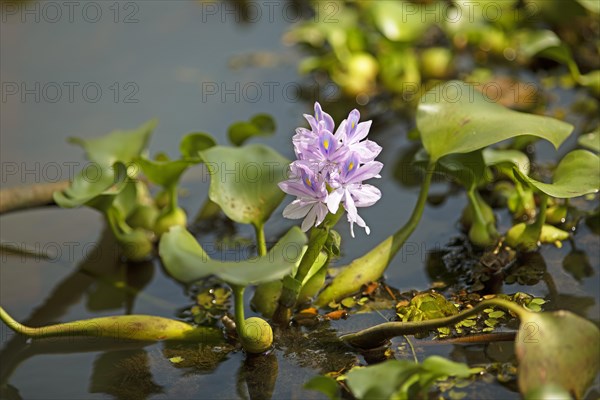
279, 102, 383, 236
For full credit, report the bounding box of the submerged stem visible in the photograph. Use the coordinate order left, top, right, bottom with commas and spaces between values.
340, 298, 528, 348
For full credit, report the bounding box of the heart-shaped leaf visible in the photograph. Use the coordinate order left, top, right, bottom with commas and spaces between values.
158, 226, 307, 286
227, 114, 276, 146
416, 81, 573, 162
516, 310, 600, 398
514, 150, 600, 198
136, 158, 194, 188
179, 132, 217, 159
200, 144, 289, 228
53, 162, 128, 212
68, 120, 157, 167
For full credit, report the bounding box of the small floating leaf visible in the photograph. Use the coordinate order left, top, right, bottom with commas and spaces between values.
227, 114, 276, 146
179, 132, 217, 159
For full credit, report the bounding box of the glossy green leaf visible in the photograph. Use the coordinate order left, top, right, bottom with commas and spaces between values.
576, 0, 600, 13
416, 81, 573, 162
179, 132, 217, 159
517, 310, 600, 398
578, 128, 600, 153
483, 148, 531, 175
200, 144, 289, 227
68, 119, 157, 167
227, 114, 276, 146
158, 226, 307, 286
437, 151, 486, 190
370, 1, 432, 42
137, 157, 194, 188
53, 162, 128, 211
516, 30, 562, 59
514, 150, 600, 198
304, 376, 339, 400
344, 357, 475, 400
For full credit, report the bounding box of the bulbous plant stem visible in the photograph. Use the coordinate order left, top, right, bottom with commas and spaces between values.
315, 163, 436, 307
0, 306, 223, 343
340, 298, 528, 348
273, 208, 344, 324
232, 286, 274, 353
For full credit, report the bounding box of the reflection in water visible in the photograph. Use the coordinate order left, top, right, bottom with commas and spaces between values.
90, 349, 163, 399
237, 353, 278, 400
0, 230, 158, 392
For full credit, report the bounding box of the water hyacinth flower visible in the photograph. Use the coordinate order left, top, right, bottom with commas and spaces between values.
279, 102, 382, 237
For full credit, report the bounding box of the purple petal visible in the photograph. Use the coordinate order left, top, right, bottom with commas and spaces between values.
326, 188, 344, 214
301, 205, 318, 232
351, 139, 382, 163
314, 203, 329, 227
346, 119, 371, 145
314, 102, 335, 132
278, 179, 316, 198
304, 114, 319, 132
346, 161, 383, 184
349, 184, 381, 207
282, 199, 312, 219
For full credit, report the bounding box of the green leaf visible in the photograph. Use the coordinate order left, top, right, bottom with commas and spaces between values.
483, 148, 531, 175
345, 361, 414, 400
437, 151, 486, 190
344, 357, 475, 400
578, 128, 600, 153
179, 132, 217, 159
416, 81, 573, 162
516, 30, 562, 59
53, 162, 128, 212
158, 226, 307, 286
514, 150, 600, 198
200, 144, 288, 227
137, 157, 194, 188
576, 0, 600, 14
516, 310, 600, 398
68, 119, 157, 167
370, 1, 433, 42
304, 376, 340, 400
227, 114, 276, 146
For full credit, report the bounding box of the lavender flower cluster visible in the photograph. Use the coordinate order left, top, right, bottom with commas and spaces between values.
279, 102, 383, 237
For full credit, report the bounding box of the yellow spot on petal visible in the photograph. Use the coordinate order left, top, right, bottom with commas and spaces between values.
352, 121, 355, 129
348, 162, 354, 171
323, 140, 329, 150
305, 177, 312, 187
